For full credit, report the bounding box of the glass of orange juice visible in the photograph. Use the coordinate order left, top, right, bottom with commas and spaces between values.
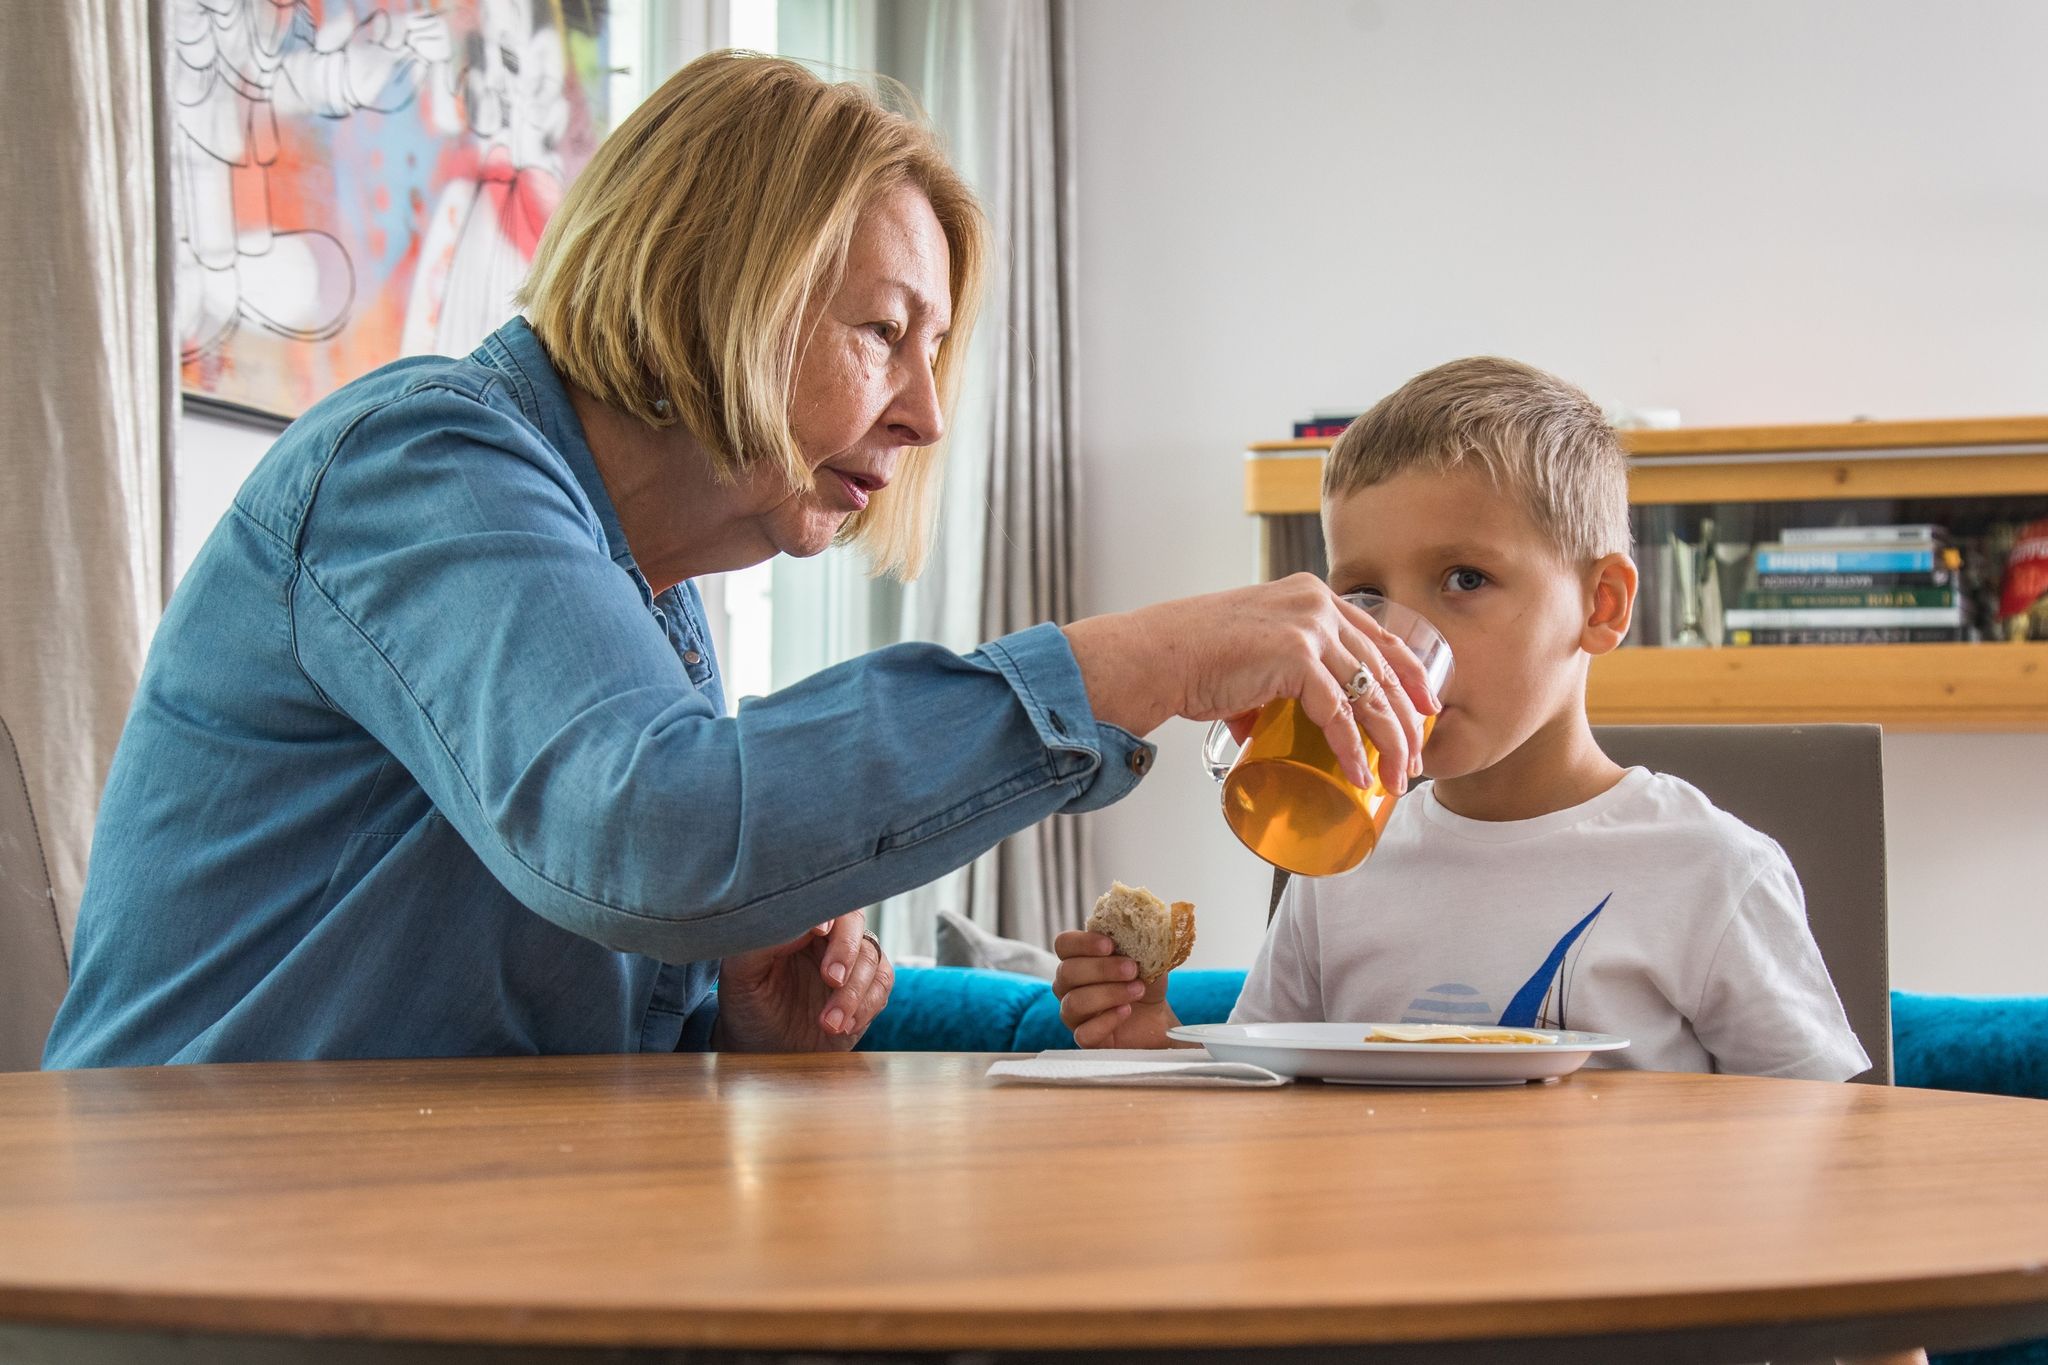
1200, 594, 1453, 877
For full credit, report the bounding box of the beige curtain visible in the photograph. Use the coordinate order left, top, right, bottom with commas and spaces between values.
956, 0, 1090, 949
0, 0, 174, 960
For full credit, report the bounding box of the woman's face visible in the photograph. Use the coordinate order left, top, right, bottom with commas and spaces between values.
750, 184, 953, 560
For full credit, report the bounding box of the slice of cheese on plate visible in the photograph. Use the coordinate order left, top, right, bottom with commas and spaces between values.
1364, 1023, 1557, 1045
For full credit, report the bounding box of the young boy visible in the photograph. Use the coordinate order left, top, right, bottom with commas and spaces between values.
1058, 358, 1922, 1365
1055, 356, 1870, 1078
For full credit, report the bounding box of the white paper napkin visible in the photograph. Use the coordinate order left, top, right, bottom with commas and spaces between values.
985, 1048, 1291, 1088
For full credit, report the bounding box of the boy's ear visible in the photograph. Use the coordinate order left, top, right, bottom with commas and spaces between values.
1581, 553, 1638, 657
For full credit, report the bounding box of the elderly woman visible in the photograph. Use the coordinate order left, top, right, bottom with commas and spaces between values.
45, 53, 1433, 1067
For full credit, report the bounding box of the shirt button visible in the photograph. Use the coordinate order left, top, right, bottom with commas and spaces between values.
1127, 748, 1153, 776
683, 650, 702, 666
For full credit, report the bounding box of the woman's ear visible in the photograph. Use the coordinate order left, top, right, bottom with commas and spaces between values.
1581, 553, 1638, 656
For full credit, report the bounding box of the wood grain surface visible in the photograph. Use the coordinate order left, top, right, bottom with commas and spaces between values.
1587, 640, 2046, 731
1246, 414, 2048, 459
3, 1054, 2048, 1354
1242, 450, 2048, 515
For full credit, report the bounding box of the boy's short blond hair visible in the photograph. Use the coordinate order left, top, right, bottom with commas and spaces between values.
1323, 357, 1631, 561
518, 51, 988, 579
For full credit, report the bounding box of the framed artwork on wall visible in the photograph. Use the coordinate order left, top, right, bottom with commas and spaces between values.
173, 0, 613, 426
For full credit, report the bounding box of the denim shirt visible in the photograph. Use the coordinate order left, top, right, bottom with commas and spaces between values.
44, 318, 1153, 1067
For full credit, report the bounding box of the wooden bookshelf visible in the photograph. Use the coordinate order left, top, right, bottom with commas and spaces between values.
1245, 415, 2048, 515
1242, 416, 2048, 732
1586, 643, 2042, 732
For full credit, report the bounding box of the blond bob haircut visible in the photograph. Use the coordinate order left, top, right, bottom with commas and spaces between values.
1323, 357, 1632, 563
518, 51, 988, 579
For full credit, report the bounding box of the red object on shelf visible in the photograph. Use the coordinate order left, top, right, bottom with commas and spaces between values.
1999, 518, 2048, 638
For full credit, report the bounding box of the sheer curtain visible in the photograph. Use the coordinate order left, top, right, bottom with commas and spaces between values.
0, 0, 174, 963
771, 1, 1086, 954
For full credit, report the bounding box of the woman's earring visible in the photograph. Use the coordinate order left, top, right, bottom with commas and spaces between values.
653, 398, 673, 417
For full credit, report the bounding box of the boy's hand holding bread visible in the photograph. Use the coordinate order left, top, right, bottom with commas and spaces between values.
1053, 883, 1198, 1049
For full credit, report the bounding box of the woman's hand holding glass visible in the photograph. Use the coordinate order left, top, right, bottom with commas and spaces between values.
1200, 592, 1454, 876
1063, 573, 1441, 791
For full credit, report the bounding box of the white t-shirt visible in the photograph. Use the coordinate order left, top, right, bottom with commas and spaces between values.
1231, 767, 1871, 1080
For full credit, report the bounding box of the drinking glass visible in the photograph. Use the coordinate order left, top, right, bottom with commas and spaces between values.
1201, 594, 1454, 877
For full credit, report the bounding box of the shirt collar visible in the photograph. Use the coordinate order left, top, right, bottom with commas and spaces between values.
473, 317, 638, 574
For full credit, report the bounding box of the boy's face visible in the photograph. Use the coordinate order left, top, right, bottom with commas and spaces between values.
1323, 465, 1631, 781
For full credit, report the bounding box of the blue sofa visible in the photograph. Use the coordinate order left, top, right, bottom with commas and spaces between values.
859, 967, 2048, 1365
860, 966, 2048, 1102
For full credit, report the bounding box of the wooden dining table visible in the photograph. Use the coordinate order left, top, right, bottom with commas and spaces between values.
3, 1051, 2048, 1364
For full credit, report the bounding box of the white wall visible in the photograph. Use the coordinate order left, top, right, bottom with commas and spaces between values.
1071, 0, 2048, 993
173, 413, 278, 582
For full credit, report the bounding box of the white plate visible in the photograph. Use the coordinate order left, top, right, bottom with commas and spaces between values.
1166, 1022, 1631, 1086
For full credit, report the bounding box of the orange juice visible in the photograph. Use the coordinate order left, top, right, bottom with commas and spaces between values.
1219, 702, 1435, 877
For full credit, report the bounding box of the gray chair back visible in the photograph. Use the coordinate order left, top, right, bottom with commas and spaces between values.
0, 715, 68, 1070
1267, 723, 1892, 1085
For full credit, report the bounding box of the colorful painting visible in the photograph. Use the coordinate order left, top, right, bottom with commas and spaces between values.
172, 0, 612, 421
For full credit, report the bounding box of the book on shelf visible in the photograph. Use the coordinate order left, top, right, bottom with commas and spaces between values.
1292, 416, 1358, 439
1780, 524, 1948, 545
1722, 605, 1964, 630
1750, 570, 1955, 591
1751, 544, 1959, 575
1728, 626, 1966, 646
1740, 586, 1957, 611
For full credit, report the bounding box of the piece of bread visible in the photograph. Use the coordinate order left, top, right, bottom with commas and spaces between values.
1085, 882, 1196, 982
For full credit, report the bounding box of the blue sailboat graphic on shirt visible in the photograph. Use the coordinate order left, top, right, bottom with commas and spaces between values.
1497, 893, 1611, 1029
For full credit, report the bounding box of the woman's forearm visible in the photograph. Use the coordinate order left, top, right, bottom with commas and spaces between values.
1060, 609, 1183, 738
300, 529, 1147, 963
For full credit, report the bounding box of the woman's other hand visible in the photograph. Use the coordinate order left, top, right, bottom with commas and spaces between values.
1062, 574, 1441, 793
715, 911, 893, 1051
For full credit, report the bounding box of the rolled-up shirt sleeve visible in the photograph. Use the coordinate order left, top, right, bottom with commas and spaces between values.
290, 382, 1153, 964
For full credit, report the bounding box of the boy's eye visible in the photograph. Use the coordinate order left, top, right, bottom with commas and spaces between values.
1341, 584, 1383, 600
1444, 567, 1488, 593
